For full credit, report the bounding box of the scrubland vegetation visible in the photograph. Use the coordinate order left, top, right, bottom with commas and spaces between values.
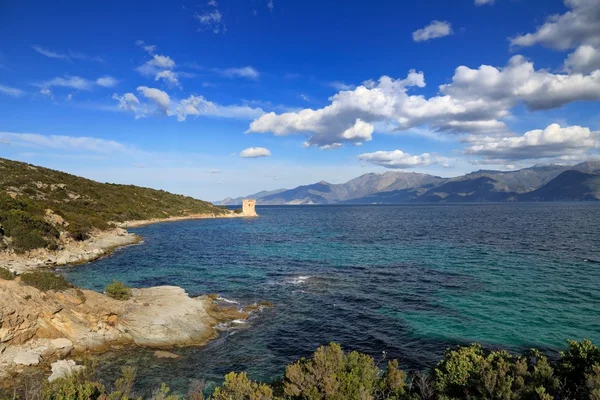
0, 158, 226, 253
4, 339, 600, 399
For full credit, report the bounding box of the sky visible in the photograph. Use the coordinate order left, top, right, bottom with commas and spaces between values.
0, 0, 599, 201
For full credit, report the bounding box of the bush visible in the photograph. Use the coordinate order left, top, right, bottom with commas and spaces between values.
105, 280, 132, 300
0, 267, 14, 280
211, 372, 274, 400
233, 208, 243, 214
20, 271, 72, 292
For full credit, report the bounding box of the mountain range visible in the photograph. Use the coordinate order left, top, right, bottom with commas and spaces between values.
216, 161, 600, 205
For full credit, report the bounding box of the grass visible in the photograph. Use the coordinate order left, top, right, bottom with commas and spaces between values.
19, 271, 72, 292
0, 267, 14, 280
105, 280, 133, 300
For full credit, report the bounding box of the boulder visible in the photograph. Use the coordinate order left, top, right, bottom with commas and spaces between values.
13, 351, 40, 366
48, 359, 84, 382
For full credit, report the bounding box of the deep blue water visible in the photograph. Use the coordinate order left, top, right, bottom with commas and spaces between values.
61, 204, 600, 393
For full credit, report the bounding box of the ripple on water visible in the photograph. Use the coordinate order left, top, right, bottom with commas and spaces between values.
62, 203, 600, 395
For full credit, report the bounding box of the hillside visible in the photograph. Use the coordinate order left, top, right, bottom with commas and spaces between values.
222, 160, 600, 205
518, 170, 600, 201
0, 158, 226, 253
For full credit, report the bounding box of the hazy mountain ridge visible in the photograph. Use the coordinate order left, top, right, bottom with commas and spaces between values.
218, 161, 600, 205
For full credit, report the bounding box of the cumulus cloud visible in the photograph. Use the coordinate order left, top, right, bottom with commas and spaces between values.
0, 84, 25, 97
113, 91, 264, 121
32, 45, 104, 63
136, 54, 176, 77
465, 123, 600, 161
112, 93, 144, 118
218, 66, 260, 79
39, 75, 119, 91
175, 95, 264, 121
155, 70, 181, 88
96, 76, 118, 88
240, 147, 271, 158
328, 81, 356, 91
135, 40, 156, 54
195, 4, 226, 34
510, 0, 600, 50
0, 132, 129, 153
358, 150, 443, 169
137, 86, 172, 115
247, 55, 600, 148
412, 21, 453, 42
564, 45, 600, 74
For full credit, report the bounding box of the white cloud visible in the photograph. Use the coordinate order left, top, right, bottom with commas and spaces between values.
155, 70, 181, 88
475, 0, 495, 5
0, 84, 25, 97
175, 95, 264, 121
195, 9, 226, 33
218, 66, 260, 79
328, 81, 355, 91
0, 132, 129, 153
564, 45, 600, 74
32, 45, 104, 62
96, 76, 119, 88
358, 150, 442, 169
40, 87, 52, 98
240, 147, 271, 158
38, 75, 119, 92
112, 93, 144, 118
510, 0, 600, 50
136, 54, 176, 77
465, 123, 600, 161
412, 21, 453, 42
267, 0, 274, 11
247, 55, 600, 148
137, 86, 172, 115
41, 76, 93, 90
148, 54, 175, 69
135, 40, 156, 54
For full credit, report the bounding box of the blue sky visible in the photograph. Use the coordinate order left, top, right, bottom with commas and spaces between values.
1, 0, 599, 200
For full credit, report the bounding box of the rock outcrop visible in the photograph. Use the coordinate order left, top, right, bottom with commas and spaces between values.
0, 228, 140, 275
0, 278, 251, 382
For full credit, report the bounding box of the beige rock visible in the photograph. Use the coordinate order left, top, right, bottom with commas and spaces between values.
48, 359, 84, 382
13, 351, 40, 366
154, 350, 181, 359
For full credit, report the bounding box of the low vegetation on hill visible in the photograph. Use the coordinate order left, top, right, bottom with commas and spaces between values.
0, 158, 226, 253
5, 339, 600, 399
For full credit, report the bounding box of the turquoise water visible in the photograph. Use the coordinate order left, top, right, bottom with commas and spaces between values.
61, 204, 600, 393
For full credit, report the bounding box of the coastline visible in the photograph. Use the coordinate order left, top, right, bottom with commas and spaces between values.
1, 210, 253, 274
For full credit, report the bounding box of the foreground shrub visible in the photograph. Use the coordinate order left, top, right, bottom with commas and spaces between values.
211, 372, 273, 400
20, 271, 71, 292
0, 267, 14, 280
105, 280, 133, 300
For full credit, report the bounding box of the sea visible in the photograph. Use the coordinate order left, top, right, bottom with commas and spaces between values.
61, 203, 600, 394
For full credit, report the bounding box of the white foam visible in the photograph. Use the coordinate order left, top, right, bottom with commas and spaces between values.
217, 296, 239, 304
288, 275, 311, 285
231, 319, 247, 324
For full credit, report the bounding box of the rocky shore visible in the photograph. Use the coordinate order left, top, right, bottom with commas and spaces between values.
0, 278, 258, 383
0, 209, 255, 275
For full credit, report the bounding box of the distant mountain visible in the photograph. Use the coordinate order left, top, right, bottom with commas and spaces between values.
518, 170, 600, 201
219, 161, 600, 205
217, 188, 287, 205
245, 172, 444, 205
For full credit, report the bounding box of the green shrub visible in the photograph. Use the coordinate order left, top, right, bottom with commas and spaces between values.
233, 208, 243, 214
211, 372, 274, 400
20, 271, 72, 292
0, 267, 14, 280
105, 280, 132, 300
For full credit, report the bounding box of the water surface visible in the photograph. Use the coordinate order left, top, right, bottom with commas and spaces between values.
62, 204, 600, 393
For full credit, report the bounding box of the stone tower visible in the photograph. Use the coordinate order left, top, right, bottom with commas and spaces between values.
242, 199, 258, 217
